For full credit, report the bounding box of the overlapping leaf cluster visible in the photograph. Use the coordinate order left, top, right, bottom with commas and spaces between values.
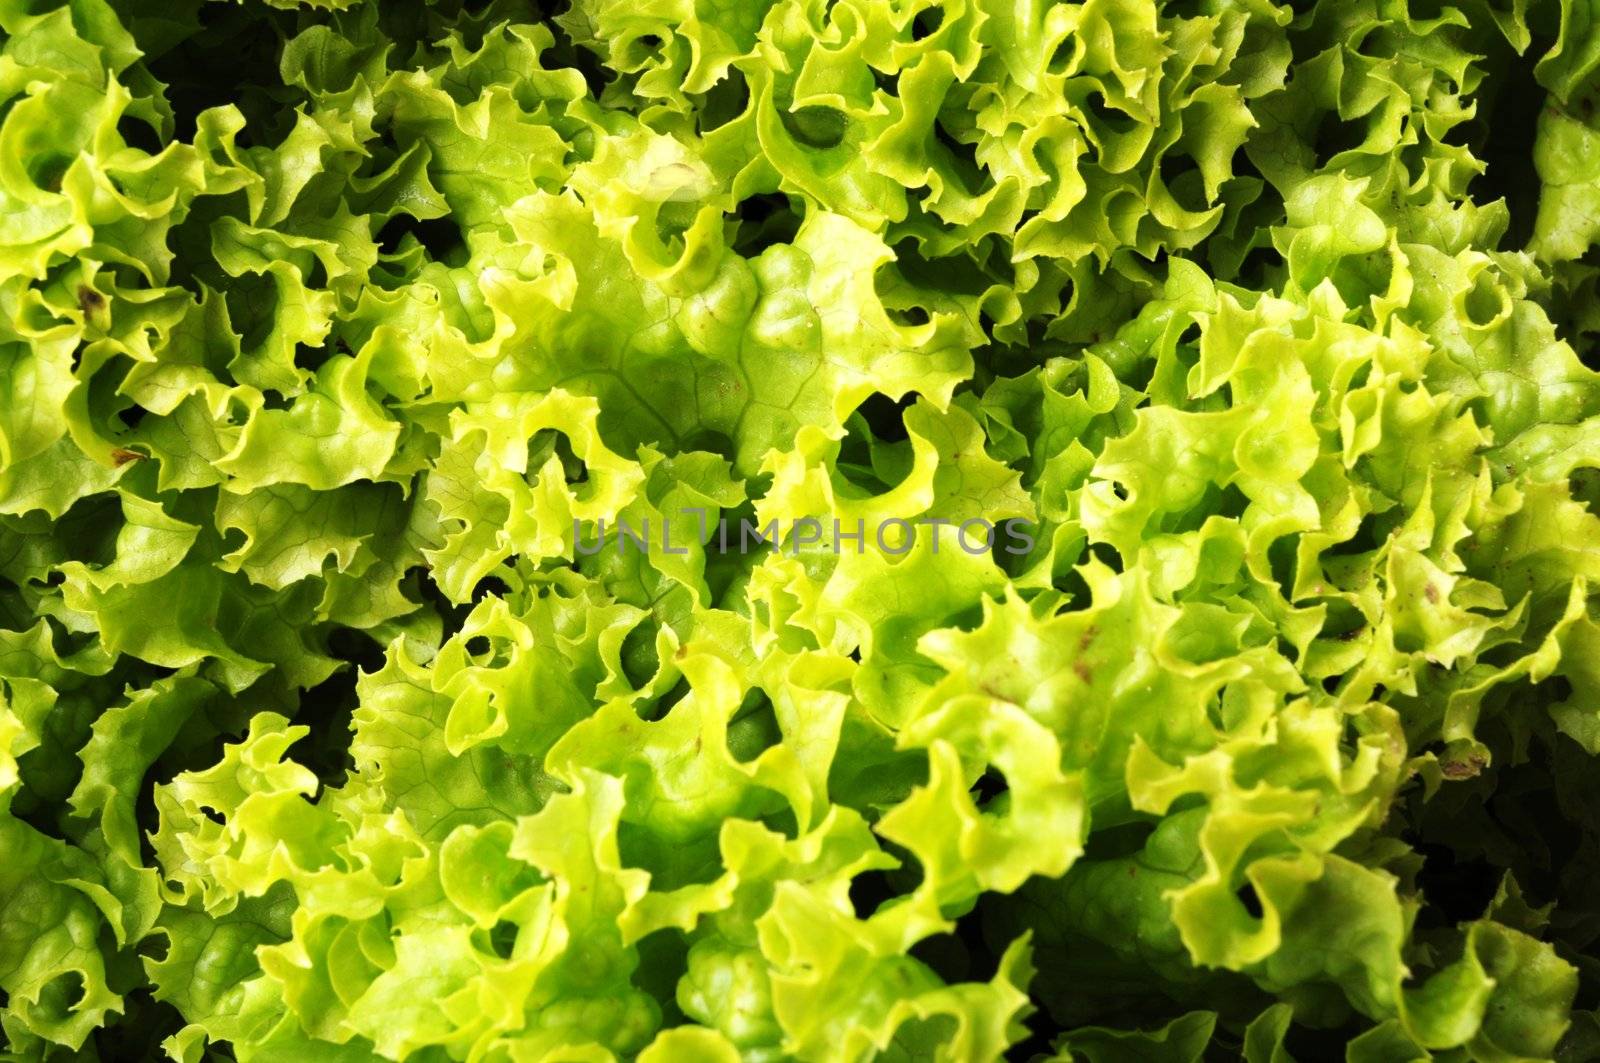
3, 0, 1600, 1058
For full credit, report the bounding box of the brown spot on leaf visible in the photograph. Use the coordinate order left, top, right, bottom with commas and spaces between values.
1078, 625, 1099, 651
1073, 660, 1093, 683
1439, 754, 1487, 780
110, 448, 145, 466
77, 286, 104, 314
1423, 583, 1439, 604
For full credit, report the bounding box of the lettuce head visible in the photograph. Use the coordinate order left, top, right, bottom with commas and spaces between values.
2, 0, 1600, 1059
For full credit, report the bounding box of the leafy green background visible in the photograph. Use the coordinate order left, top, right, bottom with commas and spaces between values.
2, 0, 1600, 1058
